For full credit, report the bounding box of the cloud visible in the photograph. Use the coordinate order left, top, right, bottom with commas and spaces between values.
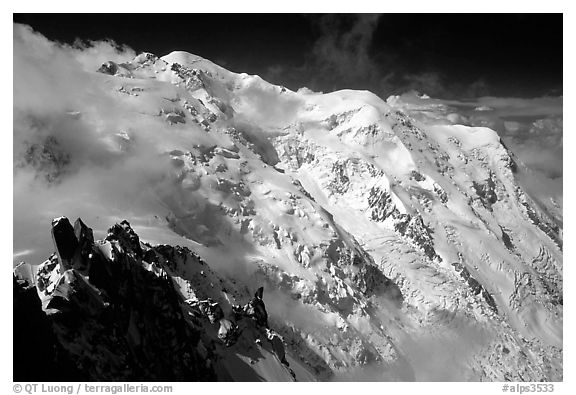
426, 95, 563, 213
12, 23, 291, 286
14, 23, 136, 69
13, 24, 174, 264
232, 77, 304, 128
69, 38, 137, 71
448, 96, 563, 180
469, 96, 563, 119
264, 14, 384, 93
399, 72, 447, 98
262, 15, 496, 100
330, 310, 492, 381
267, 15, 563, 189
310, 14, 381, 85
394, 319, 491, 381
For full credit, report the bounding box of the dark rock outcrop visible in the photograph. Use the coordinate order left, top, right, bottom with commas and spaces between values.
51, 217, 78, 270
235, 287, 269, 328
98, 61, 120, 75
231, 287, 293, 375
14, 217, 298, 382
394, 214, 441, 262
19, 136, 70, 183
186, 298, 224, 324
473, 173, 498, 209
30, 217, 216, 381
368, 186, 398, 222
518, 192, 563, 251
217, 319, 240, 346
13, 273, 86, 381
451, 261, 498, 313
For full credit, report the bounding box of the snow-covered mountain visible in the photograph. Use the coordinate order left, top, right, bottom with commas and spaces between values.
13, 49, 562, 381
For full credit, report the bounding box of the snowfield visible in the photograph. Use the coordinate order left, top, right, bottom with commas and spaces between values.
13, 26, 562, 381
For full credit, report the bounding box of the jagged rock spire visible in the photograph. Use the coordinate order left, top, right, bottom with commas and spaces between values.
51, 217, 78, 271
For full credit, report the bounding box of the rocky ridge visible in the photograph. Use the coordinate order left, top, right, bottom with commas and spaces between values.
14, 217, 295, 381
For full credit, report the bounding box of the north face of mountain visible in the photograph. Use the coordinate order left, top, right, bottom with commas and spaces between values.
13, 50, 562, 381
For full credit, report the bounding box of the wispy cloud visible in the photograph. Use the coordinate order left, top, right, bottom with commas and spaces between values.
264, 14, 383, 93
445, 96, 563, 180
309, 14, 381, 87
13, 24, 173, 263
262, 15, 500, 100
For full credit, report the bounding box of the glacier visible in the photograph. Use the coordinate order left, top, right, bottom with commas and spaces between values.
13, 39, 562, 381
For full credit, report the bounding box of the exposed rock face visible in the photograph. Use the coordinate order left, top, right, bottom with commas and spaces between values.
239, 287, 269, 327
97, 61, 119, 75
473, 174, 498, 209
368, 186, 398, 222
451, 261, 498, 313
36, 218, 215, 381
19, 136, 70, 183
50, 217, 78, 270
13, 272, 86, 381
217, 319, 240, 346
188, 298, 224, 323
394, 214, 441, 262
18, 217, 295, 381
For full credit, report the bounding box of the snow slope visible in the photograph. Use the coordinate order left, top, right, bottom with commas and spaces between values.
14, 50, 562, 381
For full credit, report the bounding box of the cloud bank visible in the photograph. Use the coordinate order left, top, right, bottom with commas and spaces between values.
13, 24, 174, 263
445, 96, 563, 185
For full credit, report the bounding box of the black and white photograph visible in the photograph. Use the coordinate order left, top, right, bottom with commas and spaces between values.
10, 7, 567, 387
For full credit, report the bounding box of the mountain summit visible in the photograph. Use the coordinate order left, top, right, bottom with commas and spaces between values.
14, 50, 562, 381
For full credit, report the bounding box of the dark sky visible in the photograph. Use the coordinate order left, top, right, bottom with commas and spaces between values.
13, 14, 563, 98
